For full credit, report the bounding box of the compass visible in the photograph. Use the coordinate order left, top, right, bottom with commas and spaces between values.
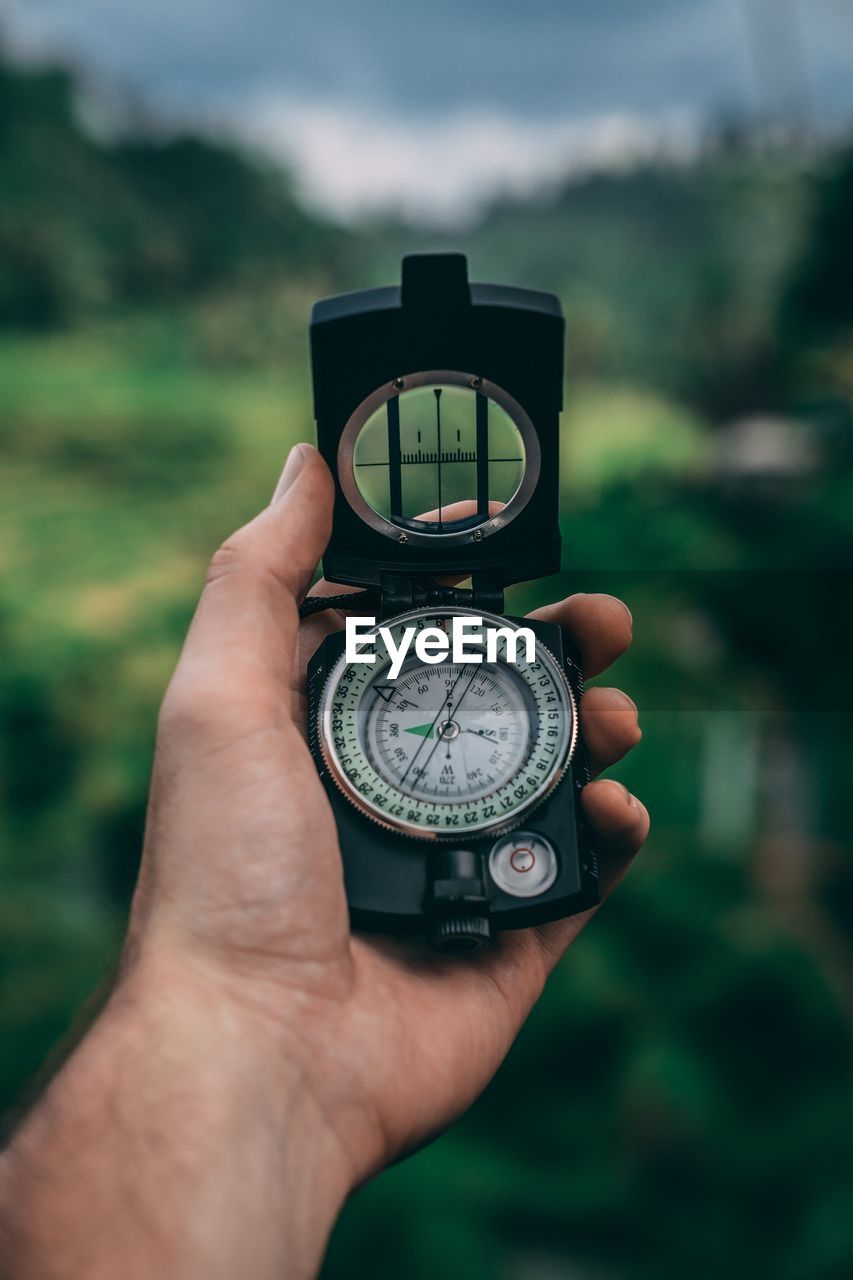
319, 609, 575, 839
304, 254, 598, 953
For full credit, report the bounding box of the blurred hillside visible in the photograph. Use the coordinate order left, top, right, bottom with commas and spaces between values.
2, 47, 853, 1280
0, 54, 355, 328
4, 47, 853, 421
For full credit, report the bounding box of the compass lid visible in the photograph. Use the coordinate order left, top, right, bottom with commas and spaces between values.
309, 253, 564, 591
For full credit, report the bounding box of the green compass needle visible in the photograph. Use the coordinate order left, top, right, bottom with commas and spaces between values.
404, 723, 435, 738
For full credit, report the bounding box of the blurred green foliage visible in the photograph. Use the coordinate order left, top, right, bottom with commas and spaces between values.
2, 50, 853, 1280
0, 57, 355, 326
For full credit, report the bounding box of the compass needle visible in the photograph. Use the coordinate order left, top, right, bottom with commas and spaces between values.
404, 723, 434, 738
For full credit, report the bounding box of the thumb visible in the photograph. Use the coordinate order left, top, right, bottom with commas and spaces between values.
168, 445, 334, 716
210, 443, 334, 601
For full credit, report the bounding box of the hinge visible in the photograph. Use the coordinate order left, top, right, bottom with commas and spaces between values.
379, 572, 504, 620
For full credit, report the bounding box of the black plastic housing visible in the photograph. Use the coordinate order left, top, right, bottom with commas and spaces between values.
307, 616, 599, 934
306, 254, 598, 946
310, 253, 564, 589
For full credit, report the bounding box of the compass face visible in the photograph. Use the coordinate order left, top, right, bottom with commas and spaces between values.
318, 609, 576, 839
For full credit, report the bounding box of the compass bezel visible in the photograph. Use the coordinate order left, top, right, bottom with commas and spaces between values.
317, 607, 577, 841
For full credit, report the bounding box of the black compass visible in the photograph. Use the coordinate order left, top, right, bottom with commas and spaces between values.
304, 254, 597, 954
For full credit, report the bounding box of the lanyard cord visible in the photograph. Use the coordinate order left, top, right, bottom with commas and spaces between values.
298, 589, 379, 619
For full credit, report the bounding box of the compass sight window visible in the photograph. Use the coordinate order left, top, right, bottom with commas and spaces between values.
338, 372, 539, 543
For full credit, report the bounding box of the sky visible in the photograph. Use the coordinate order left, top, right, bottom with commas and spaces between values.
4, 0, 853, 222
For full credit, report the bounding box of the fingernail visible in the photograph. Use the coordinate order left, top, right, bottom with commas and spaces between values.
616, 598, 633, 626
614, 689, 638, 717
611, 779, 640, 808
272, 445, 307, 503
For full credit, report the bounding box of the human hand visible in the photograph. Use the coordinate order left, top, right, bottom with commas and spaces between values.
0, 444, 648, 1280
134, 440, 648, 1189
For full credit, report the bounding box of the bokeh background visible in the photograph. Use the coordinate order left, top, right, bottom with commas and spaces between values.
2, 2, 853, 1276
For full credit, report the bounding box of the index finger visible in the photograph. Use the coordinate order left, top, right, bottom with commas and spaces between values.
296, 498, 489, 666
527, 593, 632, 678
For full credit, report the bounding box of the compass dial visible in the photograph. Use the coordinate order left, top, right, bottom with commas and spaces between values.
318, 608, 576, 839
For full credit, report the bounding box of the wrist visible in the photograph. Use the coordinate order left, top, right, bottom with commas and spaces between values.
1, 943, 354, 1280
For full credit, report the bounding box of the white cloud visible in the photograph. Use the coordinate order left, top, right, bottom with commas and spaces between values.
236, 99, 700, 224
7, 0, 851, 224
